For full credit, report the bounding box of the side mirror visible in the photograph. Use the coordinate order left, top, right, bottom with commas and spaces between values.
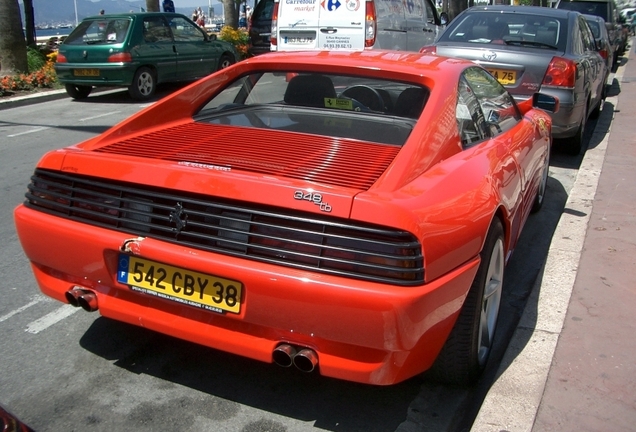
439, 12, 449, 26
208, 33, 217, 41
533, 93, 559, 113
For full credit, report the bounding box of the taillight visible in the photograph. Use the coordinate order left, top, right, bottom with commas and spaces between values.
365, 0, 377, 48
419, 46, 436, 54
56, 53, 67, 63
270, 1, 279, 50
108, 52, 132, 63
542, 56, 576, 88
598, 48, 608, 60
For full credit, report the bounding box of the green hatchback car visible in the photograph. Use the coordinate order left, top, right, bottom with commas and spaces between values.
55, 12, 239, 100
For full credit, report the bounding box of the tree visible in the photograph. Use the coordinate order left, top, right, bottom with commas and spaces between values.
219, 0, 244, 28
24, 0, 36, 47
0, 0, 28, 75
146, 0, 160, 12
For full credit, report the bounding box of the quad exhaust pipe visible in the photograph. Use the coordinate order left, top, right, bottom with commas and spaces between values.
65, 286, 98, 312
273, 343, 318, 373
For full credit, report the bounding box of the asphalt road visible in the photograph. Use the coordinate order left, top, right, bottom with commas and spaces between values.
0, 83, 595, 432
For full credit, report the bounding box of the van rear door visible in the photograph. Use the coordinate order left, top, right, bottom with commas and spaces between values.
405, 0, 441, 51
276, 0, 366, 51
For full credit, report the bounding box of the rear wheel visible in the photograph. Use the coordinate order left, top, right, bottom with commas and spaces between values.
590, 95, 602, 119
65, 84, 92, 100
563, 105, 586, 155
427, 219, 505, 385
128, 67, 156, 101
217, 54, 235, 71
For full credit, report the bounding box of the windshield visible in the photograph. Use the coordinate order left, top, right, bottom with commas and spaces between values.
65, 18, 132, 45
438, 12, 567, 51
195, 72, 430, 146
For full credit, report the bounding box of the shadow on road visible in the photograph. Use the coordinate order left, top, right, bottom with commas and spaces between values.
79, 318, 421, 432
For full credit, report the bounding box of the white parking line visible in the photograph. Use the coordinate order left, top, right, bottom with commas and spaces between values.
0, 296, 44, 323
79, 111, 121, 122
25, 304, 80, 334
7, 126, 50, 137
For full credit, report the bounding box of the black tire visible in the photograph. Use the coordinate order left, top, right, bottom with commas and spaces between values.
531, 142, 550, 213
563, 105, 586, 156
589, 95, 602, 119
217, 53, 235, 71
128, 66, 156, 101
427, 219, 505, 385
65, 84, 92, 100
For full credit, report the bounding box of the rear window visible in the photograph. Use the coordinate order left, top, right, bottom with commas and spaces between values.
438, 12, 568, 51
586, 19, 602, 38
65, 18, 132, 45
195, 72, 430, 146
557, 1, 609, 21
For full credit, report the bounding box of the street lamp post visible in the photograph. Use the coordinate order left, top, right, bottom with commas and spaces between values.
74, 0, 78, 25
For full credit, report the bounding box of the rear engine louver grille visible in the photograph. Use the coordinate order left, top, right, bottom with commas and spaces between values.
25, 170, 424, 285
94, 122, 401, 190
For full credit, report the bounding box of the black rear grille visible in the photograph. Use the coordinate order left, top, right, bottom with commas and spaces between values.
25, 169, 424, 285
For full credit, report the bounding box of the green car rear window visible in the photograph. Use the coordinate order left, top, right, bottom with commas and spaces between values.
65, 18, 132, 45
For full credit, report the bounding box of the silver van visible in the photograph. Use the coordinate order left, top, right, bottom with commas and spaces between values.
270, 0, 447, 52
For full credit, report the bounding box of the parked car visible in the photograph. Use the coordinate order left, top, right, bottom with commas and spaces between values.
270, 0, 448, 52
584, 14, 613, 90
421, 5, 605, 155
55, 12, 239, 101
15, 50, 557, 386
556, 0, 626, 64
247, 0, 274, 56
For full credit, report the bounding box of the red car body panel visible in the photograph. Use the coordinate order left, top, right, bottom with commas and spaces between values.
14, 50, 552, 385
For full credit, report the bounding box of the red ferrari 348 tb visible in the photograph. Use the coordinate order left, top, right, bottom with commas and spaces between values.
14, 50, 557, 385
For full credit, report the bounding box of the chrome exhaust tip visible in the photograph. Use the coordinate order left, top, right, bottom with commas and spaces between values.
272, 343, 297, 367
293, 348, 318, 373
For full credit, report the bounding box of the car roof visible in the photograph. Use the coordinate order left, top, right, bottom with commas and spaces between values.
464, 5, 577, 18
82, 12, 188, 19
242, 50, 476, 80
583, 13, 606, 22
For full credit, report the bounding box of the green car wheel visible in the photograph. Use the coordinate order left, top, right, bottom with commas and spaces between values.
65, 84, 92, 100
128, 67, 156, 101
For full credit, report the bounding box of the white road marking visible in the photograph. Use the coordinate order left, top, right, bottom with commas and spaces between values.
0, 296, 44, 323
7, 126, 50, 137
25, 304, 80, 334
79, 111, 121, 122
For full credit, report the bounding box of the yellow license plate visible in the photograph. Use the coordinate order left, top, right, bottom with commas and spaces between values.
117, 254, 242, 314
73, 68, 100, 77
487, 69, 516, 85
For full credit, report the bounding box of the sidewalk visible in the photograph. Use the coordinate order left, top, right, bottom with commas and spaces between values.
472, 44, 636, 430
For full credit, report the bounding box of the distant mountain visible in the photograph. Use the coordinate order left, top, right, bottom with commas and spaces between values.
22, 0, 224, 26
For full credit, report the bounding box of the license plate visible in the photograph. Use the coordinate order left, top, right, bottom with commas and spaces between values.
117, 254, 242, 314
487, 69, 516, 85
73, 68, 100, 77
281, 32, 315, 45
284, 37, 315, 44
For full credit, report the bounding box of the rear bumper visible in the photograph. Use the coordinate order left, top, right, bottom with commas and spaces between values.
15, 204, 479, 385
55, 63, 136, 87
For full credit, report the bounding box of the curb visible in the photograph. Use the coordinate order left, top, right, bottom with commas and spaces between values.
470, 62, 624, 431
0, 88, 69, 110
